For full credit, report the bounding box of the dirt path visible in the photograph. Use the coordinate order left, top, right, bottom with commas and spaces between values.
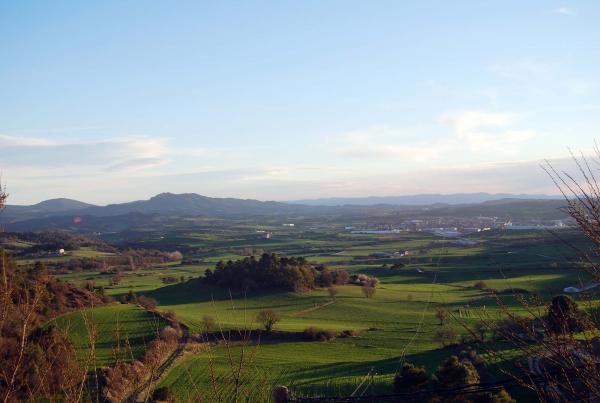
291, 300, 335, 317
125, 311, 190, 402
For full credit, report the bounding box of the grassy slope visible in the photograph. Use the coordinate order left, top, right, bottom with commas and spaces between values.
52, 304, 166, 366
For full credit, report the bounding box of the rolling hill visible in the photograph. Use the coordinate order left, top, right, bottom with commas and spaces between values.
1, 193, 568, 232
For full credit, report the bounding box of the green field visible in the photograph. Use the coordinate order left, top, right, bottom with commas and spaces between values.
41, 227, 597, 400
52, 304, 166, 366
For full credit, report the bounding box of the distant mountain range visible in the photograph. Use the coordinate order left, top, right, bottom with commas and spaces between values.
1, 193, 308, 227
289, 193, 562, 206
0, 192, 568, 232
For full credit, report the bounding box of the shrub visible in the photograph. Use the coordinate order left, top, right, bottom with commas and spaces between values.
303, 327, 337, 341
433, 328, 458, 347
546, 294, 594, 334
162, 310, 178, 322
152, 386, 173, 401
339, 329, 360, 338
493, 316, 533, 340
138, 295, 158, 310
431, 355, 479, 390
473, 280, 488, 290
353, 274, 379, 287
124, 289, 137, 304
160, 326, 180, 343
393, 362, 429, 393
459, 347, 483, 366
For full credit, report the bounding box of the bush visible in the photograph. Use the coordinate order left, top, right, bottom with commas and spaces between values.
433, 328, 458, 347
152, 386, 173, 401
493, 316, 533, 340
393, 362, 429, 393
546, 294, 594, 334
303, 326, 337, 341
339, 329, 360, 338
431, 355, 479, 390
159, 326, 180, 343
138, 295, 158, 310
473, 280, 488, 290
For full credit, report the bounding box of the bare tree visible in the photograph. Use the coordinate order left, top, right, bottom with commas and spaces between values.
201, 314, 216, 333
327, 286, 337, 301
0, 182, 6, 211
361, 285, 376, 298
435, 308, 449, 326
256, 310, 280, 333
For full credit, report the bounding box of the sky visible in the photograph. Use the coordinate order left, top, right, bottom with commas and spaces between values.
1, 1, 599, 205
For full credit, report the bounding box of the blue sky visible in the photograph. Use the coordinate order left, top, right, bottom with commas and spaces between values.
1, 1, 599, 204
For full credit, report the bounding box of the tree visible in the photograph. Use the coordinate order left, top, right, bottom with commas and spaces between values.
318, 268, 333, 287
436, 308, 449, 326
431, 355, 479, 390
256, 310, 280, 333
393, 362, 429, 393
327, 286, 337, 301
546, 294, 593, 334
362, 285, 376, 298
333, 270, 350, 285
474, 321, 487, 341
201, 315, 216, 333
0, 182, 7, 210
124, 289, 137, 304
473, 280, 488, 290
138, 295, 158, 310
433, 328, 458, 347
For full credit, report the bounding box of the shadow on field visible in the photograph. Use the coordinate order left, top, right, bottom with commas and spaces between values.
283, 347, 463, 384
140, 279, 301, 306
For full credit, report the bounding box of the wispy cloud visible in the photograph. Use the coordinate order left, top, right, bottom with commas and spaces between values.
106, 157, 167, 172
437, 110, 520, 136
0, 134, 168, 172
554, 6, 576, 16
438, 110, 536, 153
0, 134, 52, 146
336, 126, 440, 160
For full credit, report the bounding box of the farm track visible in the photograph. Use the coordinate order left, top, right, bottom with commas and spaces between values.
126, 310, 190, 402
291, 300, 335, 317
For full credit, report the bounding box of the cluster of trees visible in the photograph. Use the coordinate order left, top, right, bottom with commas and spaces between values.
48, 249, 183, 274
394, 350, 514, 402
13, 230, 116, 254
492, 295, 593, 342
204, 253, 351, 292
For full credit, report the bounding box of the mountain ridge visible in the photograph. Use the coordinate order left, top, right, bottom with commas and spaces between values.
288, 192, 562, 206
